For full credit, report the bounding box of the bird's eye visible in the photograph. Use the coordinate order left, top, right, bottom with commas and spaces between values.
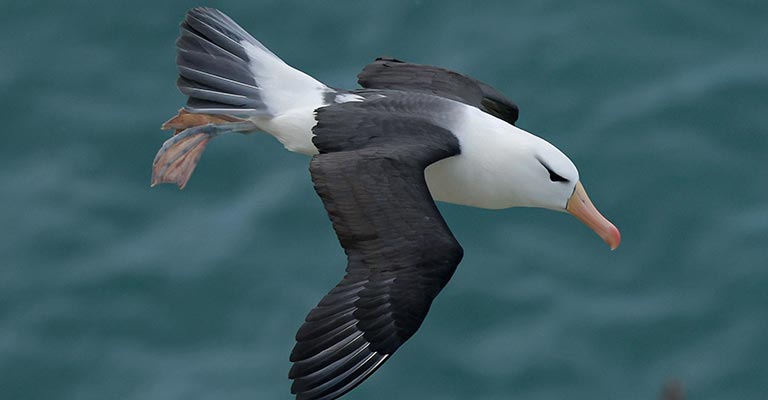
538, 159, 570, 183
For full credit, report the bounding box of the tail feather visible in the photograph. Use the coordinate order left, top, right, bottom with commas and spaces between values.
183, 97, 257, 114
176, 29, 254, 88
176, 51, 259, 97
177, 76, 263, 109
176, 7, 274, 116
184, 7, 277, 60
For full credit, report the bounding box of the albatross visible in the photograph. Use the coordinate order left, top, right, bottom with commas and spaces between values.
152, 7, 621, 400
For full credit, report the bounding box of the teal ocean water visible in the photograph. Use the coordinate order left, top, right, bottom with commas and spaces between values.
2, 1, 767, 399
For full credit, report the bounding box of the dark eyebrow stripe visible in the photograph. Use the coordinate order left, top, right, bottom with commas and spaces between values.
536, 157, 570, 183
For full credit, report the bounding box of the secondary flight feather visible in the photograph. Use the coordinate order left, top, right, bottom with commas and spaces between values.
152, 7, 621, 400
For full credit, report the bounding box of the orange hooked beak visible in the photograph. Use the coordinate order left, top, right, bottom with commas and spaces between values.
566, 181, 621, 250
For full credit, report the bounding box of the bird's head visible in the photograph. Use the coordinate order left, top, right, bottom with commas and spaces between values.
425, 109, 620, 250
515, 134, 621, 250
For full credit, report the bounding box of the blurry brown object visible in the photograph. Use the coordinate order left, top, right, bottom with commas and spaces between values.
660, 379, 685, 400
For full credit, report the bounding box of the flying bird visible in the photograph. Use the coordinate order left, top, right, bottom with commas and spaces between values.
152, 7, 621, 400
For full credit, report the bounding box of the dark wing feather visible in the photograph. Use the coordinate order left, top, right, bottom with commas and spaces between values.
290, 97, 463, 400
357, 57, 519, 125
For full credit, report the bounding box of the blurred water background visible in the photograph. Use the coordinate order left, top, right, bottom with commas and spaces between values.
2, 0, 767, 399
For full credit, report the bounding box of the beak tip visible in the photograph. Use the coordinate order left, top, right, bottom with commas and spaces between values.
607, 225, 621, 251
567, 181, 621, 251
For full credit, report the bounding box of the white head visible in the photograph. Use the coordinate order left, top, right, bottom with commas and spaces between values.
516, 133, 621, 250
425, 111, 620, 249
503, 129, 621, 249
507, 133, 580, 210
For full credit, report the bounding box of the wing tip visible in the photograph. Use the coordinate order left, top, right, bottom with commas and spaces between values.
290, 350, 390, 400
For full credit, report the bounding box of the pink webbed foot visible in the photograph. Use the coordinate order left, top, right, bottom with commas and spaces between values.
151, 110, 255, 189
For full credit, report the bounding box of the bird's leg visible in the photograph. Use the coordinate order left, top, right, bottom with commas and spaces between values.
160, 108, 249, 135
151, 110, 256, 189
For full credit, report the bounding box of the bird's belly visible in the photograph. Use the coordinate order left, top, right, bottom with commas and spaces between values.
253, 93, 364, 156
252, 107, 320, 155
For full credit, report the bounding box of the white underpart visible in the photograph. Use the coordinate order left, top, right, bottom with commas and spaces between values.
241, 41, 327, 114
238, 42, 369, 155
257, 107, 320, 154
238, 41, 326, 154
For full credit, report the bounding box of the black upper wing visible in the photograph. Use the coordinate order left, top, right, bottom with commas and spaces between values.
289, 96, 464, 400
357, 57, 519, 125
